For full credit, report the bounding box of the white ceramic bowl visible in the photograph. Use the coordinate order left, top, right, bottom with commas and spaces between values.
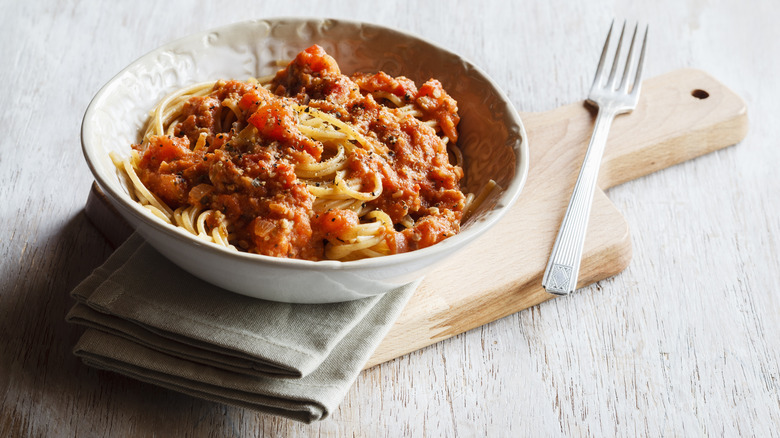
81, 18, 529, 303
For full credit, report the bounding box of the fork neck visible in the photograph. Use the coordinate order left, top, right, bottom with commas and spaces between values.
579, 107, 619, 177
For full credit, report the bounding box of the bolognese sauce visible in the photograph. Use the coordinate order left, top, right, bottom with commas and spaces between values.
126, 45, 467, 261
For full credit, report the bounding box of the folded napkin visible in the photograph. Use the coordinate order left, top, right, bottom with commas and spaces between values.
66, 233, 417, 423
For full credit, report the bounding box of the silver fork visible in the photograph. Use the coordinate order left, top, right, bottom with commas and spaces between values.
542, 21, 648, 296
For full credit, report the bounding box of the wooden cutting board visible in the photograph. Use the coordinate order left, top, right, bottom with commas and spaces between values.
84, 68, 748, 369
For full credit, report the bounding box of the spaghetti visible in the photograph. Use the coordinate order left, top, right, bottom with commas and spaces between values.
113, 44, 475, 261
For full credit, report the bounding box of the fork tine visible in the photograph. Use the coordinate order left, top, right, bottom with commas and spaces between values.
631, 25, 649, 97
606, 21, 627, 89
619, 24, 639, 92
593, 20, 615, 87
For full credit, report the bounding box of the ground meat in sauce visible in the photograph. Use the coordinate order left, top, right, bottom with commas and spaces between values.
133, 44, 465, 260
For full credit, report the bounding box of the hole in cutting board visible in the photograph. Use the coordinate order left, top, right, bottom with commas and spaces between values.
691, 89, 710, 99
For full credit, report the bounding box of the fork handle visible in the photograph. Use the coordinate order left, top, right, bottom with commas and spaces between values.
542, 107, 618, 295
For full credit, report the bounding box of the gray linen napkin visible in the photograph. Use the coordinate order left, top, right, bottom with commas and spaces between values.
66, 233, 417, 423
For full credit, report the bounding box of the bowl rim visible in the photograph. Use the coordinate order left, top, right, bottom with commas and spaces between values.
81, 17, 529, 272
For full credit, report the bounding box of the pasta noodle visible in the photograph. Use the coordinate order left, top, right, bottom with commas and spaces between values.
113, 44, 480, 261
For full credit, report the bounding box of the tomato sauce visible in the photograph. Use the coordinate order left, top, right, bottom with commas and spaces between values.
134, 45, 466, 260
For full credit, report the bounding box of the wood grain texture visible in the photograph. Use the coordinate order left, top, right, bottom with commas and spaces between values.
2, 0, 779, 436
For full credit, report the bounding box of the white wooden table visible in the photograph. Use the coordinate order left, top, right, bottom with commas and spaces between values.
2, 0, 778, 435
